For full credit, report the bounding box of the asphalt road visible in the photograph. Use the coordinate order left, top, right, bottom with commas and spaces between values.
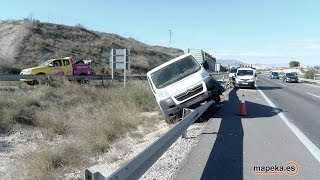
257, 75, 320, 148
175, 75, 320, 180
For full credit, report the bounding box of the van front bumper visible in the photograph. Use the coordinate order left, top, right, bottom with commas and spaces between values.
159, 91, 211, 120
235, 81, 255, 87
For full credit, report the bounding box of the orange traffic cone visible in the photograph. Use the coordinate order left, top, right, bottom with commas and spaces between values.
239, 95, 247, 116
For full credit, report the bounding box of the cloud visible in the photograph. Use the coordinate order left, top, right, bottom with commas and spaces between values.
213, 50, 284, 59
304, 44, 320, 49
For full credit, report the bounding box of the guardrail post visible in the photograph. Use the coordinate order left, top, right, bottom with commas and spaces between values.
102, 75, 105, 88
84, 167, 112, 180
181, 108, 194, 138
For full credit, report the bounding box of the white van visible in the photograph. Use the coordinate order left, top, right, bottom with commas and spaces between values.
234, 67, 257, 88
147, 53, 224, 123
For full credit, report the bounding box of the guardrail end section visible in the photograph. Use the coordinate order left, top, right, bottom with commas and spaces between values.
84, 167, 112, 180
84, 169, 93, 180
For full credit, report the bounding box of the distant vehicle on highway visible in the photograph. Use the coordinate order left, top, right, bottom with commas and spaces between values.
234, 67, 257, 88
270, 72, 279, 79
278, 72, 285, 79
282, 72, 299, 83
291, 72, 298, 77
229, 67, 238, 81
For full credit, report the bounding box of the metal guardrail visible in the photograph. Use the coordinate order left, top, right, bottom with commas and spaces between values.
0, 74, 227, 82
0, 74, 147, 81
84, 100, 214, 180
210, 73, 229, 82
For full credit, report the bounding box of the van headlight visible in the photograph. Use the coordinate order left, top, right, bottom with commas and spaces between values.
157, 89, 170, 99
20, 69, 32, 75
247, 78, 254, 82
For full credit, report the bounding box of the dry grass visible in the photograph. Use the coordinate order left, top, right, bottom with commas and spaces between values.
0, 80, 160, 179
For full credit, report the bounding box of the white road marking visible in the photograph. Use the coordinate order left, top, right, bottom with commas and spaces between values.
240, 89, 256, 92
307, 92, 320, 99
257, 87, 320, 163
304, 83, 320, 89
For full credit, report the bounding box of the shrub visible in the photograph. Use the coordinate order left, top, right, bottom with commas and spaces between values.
304, 68, 318, 79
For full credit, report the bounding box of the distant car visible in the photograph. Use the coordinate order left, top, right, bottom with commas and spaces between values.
282, 73, 299, 83
278, 72, 285, 79
270, 72, 279, 79
291, 72, 298, 77
234, 67, 257, 88
229, 67, 238, 81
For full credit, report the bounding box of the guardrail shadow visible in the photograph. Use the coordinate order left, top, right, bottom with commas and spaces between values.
200, 88, 282, 180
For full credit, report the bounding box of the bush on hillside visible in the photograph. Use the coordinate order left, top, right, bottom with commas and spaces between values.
304, 68, 319, 79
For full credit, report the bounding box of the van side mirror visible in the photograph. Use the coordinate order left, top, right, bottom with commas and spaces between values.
255, 74, 257, 77
48, 64, 54, 67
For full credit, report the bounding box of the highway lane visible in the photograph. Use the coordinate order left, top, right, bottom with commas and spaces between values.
257, 75, 320, 148
175, 79, 320, 180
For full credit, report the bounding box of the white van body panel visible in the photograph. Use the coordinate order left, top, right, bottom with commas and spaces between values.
234, 67, 256, 88
147, 53, 215, 122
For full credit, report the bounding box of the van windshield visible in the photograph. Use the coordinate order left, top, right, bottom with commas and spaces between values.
151, 56, 201, 88
230, 68, 238, 73
237, 70, 253, 76
286, 73, 295, 77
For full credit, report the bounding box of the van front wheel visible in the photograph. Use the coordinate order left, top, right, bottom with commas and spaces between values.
213, 95, 221, 103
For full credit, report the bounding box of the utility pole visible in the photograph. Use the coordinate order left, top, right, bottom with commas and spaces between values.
169, 30, 172, 47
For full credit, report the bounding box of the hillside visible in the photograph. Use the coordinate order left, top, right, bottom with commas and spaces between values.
0, 20, 183, 74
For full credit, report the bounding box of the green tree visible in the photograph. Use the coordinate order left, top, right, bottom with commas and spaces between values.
289, 61, 300, 68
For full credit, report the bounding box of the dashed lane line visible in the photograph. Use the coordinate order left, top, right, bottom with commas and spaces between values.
303, 83, 320, 89
307, 92, 320, 99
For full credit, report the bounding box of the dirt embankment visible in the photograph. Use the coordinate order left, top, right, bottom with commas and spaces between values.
0, 20, 183, 74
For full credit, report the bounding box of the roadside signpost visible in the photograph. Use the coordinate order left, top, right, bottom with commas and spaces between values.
109, 49, 130, 86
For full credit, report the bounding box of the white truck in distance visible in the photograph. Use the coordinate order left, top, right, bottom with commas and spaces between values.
147, 53, 224, 124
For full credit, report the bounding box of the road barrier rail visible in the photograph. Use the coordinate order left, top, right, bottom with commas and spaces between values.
0, 74, 147, 81
84, 101, 214, 180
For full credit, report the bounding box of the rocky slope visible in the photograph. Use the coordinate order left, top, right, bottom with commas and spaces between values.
0, 20, 183, 74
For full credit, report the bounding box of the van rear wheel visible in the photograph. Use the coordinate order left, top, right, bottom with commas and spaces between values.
165, 115, 180, 124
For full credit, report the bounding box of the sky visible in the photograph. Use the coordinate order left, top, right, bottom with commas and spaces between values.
1, 0, 320, 66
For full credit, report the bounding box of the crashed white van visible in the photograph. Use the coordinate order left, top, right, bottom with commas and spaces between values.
147, 53, 224, 123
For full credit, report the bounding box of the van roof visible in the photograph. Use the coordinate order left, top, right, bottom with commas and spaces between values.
147, 53, 196, 76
